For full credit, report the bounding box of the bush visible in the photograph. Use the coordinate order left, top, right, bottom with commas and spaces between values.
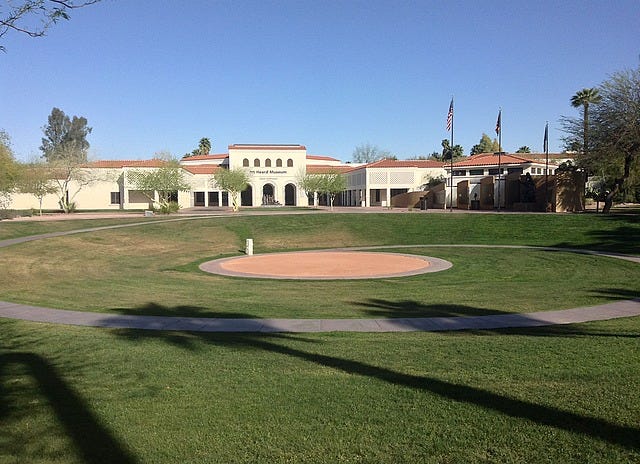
0, 209, 33, 220
159, 201, 180, 214
0, 209, 17, 220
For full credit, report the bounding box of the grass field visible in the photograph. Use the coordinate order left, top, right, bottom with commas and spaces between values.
1, 211, 639, 463
1, 212, 638, 318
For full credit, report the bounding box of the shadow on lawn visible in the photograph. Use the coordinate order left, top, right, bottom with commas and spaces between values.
354, 299, 505, 318
109, 304, 640, 452
0, 352, 138, 464
553, 214, 640, 255
109, 302, 219, 318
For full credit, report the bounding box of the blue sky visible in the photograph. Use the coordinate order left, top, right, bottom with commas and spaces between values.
2, 0, 638, 162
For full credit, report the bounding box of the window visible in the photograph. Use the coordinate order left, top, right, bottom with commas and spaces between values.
265, 158, 272, 167
243, 158, 249, 167
110, 192, 121, 204
194, 192, 205, 206
254, 158, 260, 167
469, 169, 484, 176
287, 159, 293, 167
452, 169, 466, 176
276, 158, 283, 167
507, 167, 523, 174
488, 168, 503, 175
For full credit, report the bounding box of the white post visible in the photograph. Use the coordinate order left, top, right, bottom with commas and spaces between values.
245, 238, 254, 255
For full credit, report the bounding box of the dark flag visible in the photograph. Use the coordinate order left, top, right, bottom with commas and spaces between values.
495, 110, 501, 135
446, 99, 453, 132
543, 122, 549, 152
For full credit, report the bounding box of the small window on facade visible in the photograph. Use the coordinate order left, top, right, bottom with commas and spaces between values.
276, 159, 283, 167
265, 159, 272, 167
110, 192, 121, 204
243, 158, 249, 167
469, 169, 484, 176
254, 158, 260, 167
488, 168, 503, 175
452, 169, 466, 176
287, 159, 293, 167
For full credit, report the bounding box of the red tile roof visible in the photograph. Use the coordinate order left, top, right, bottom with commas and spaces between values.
182, 154, 228, 161
306, 155, 341, 162
451, 153, 536, 167
182, 165, 220, 175
228, 144, 306, 150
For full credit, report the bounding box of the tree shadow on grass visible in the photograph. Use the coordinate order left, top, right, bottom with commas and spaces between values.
108, 302, 221, 318
353, 299, 506, 318
552, 214, 640, 255
107, 305, 640, 452
0, 352, 138, 464
592, 287, 640, 301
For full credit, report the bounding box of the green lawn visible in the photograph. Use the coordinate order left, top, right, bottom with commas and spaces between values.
1, 317, 639, 463
1, 212, 639, 463
1, 213, 638, 318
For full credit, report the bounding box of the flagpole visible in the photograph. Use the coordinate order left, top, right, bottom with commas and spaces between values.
496, 109, 502, 211
544, 122, 549, 212
450, 98, 454, 212
446, 98, 454, 211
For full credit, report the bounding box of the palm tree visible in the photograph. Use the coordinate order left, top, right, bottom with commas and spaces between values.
198, 137, 211, 156
570, 88, 601, 155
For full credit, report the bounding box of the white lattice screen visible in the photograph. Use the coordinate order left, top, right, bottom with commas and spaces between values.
370, 171, 387, 184
390, 171, 414, 184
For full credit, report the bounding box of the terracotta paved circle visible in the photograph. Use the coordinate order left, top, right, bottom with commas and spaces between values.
199, 251, 452, 280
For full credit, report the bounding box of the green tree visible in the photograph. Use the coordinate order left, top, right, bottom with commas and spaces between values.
0, 0, 101, 52
198, 138, 211, 155
40, 107, 92, 163
586, 70, 639, 212
298, 171, 345, 210
18, 161, 57, 215
470, 133, 500, 155
570, 88, 601, 156
184, 137, 212, 158
563, 67, 640, 213
47, 146, 102, 213
0, 130, 20, 209
297, 172, 323, 206
212, 167, 249, 212
441, 139, 464, 160
516, 146, 531, 153
352, 143, 392, 163
127, 158, 190, 213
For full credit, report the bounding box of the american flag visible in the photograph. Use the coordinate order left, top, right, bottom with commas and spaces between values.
543, 122, 549, 152
495, 110, 502, 135
446, 99, 453, 132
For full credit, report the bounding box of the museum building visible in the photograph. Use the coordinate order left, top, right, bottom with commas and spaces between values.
8, 144, 572, 212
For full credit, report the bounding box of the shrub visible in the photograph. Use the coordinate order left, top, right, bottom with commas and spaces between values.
159, 201, 180, 214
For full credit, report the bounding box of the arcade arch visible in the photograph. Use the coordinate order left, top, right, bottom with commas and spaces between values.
285, 183, 296, 206
262, 183, 276, 205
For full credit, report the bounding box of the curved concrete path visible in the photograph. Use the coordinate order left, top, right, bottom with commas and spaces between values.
1, 217, 639, 333
0, 299, 639, 333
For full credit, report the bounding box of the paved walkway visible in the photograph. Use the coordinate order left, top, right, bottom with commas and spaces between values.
0, 299, 639, 333
1, 215, 639, 333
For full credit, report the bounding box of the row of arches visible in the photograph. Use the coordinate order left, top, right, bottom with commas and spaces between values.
240, 183, 297, 206
242, 158, 294, 168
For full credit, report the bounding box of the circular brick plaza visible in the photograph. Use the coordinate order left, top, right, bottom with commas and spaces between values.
199, 251, 453, 280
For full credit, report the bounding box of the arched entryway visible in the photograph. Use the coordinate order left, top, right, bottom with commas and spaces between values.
285, 183, 296, 206
241, 185, 253, 206
262, 184, 275, 205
